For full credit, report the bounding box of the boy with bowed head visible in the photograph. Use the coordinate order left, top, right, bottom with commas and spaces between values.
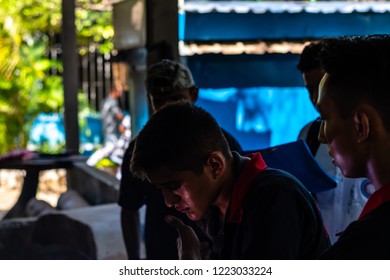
118, 59, 242, 259
130, 102, 329, 259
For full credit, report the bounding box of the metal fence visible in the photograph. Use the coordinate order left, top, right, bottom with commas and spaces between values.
50, 45, 130, 113
79, 48, 130, 112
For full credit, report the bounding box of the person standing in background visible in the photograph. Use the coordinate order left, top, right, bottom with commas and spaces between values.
87, 81, 124, 167
118, 60, 243, 259
110, 113, 132, 180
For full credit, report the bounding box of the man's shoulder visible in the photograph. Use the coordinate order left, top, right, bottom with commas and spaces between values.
253, 168, 304, 189
102, 96, 116, 107
220, 128, 243, 154
298, 118, 320, 140
321, 202, 390, 259
297, 122, 312, 140
248, 168, 311, 201
343, 201, 390, 229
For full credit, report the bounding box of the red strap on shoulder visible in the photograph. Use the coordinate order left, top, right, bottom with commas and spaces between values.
228, 152, 267, 223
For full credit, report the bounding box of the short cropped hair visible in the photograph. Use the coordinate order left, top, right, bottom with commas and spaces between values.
318, 34, 390, 129
145, 59, 195, 95
130, 102, 232, 180
297, 41, 323, 73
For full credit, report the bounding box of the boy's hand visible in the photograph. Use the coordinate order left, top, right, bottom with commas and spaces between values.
165, 215, 201, 260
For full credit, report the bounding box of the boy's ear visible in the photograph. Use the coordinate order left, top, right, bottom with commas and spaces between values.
354, 110, 370, 144
206, 152, 224, 179
190, 87, 199, 103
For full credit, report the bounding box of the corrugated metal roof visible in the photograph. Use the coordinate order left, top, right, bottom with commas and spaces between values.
179, 41, 310, 56
181, 2, 390, 41
182, 1, 390, 14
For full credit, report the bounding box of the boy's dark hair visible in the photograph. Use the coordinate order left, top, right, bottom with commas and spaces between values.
318, 34, 390, 129
297, 41, 323, 73
130, 102, 232, 180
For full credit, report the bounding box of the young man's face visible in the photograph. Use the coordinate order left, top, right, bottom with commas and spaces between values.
149, 88, 197, 112
147, 166, 218, 221
302, 68, 325, 108
317, 73, 363, 178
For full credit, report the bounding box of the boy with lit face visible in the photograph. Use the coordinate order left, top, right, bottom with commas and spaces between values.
297, 41, 368, 245
118, 60, 243, 260
131, 102, 329, 260
317, 35, 390, 259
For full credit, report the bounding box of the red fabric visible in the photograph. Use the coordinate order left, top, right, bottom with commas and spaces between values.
358, 184, 390, 220
227, 152, 267, 223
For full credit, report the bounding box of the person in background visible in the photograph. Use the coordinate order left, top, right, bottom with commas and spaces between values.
110, 113, 132, 180
87, 82, 124, 167
317, 35, 390, 259
118, 59, 243, 259
130, 102, 330, 259
297, 41, 368, 244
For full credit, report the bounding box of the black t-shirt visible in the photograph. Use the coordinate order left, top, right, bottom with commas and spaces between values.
320, 201, 390, 259
198, 153, 330, 259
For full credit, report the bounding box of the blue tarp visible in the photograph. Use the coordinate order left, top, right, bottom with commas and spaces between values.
245, 140, 337, 194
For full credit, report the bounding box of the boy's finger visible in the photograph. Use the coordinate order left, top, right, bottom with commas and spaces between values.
165, 215, 186, 234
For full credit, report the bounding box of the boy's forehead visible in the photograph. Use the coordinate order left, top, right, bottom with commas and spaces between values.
317, 73, 341, 113
317, 76, 338, 114
316, 74, 328, 107
147, 166, 196, 186
146, 166, 181, 184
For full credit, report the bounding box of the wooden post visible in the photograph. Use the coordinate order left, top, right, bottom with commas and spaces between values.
146, 0, 179, 65
112, 0, 180, 136
62, 0, 80, 192
62, 0, 80, 154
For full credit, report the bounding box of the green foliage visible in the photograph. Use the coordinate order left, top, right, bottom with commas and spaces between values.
0, 10, 62, 154
0, 0, 114, 155
76, 6, 114, 54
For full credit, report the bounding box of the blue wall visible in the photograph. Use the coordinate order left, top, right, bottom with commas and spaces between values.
187, 53, 303, 89
197, 87, 318, 151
